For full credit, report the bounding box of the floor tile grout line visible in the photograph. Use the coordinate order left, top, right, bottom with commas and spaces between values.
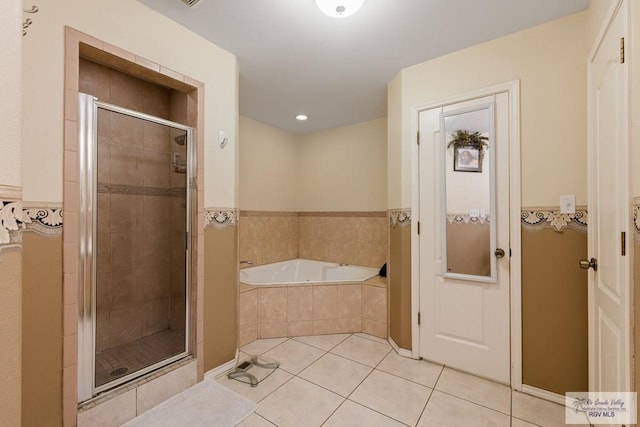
434, 388, 512, 417
342, 398, 413, 427
413, 364, 444, 426
290, 333, 351, 352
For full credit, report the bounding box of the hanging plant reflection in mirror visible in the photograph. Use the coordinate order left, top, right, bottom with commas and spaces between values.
448, 130, 488, 173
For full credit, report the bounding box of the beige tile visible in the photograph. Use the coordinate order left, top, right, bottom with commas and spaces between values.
331, 335, 391, 367
256, 377, 343, 427
324, 400, 405, 427
110, 194, 138, 232
109, 306, 142, 347
239, 325, 258, 348
142, 297, 170, 335
337, 317, 362, 333
260, 322, 288, 339
511, 418, 538, 427
139, 151, 170, 188
111, 267, 142, 309
512, 392, 569, 427
351, 370, 431, 426
299, 353, 372, 397
354, 332, 389, 344
292, 334, 349, 351
63, 242, 78, 275
217, 367, 293, 403
362, 318, 387, 338
259, 288, 288, 323
262, 339, 325, 375
65, 119, 79, 152
240, 338, 289, 356
77, 389, 136, 427
312, 319, 339, 335
237, 413, 275, 427
136, 362, 197, 415
63, 181, 79, 214
435, 368, 511, 415
313, 285, 338, 320
378, 351, 443, 388
287, 321, 313, 337
417, 391, 510, 427
287, 286, 313, 321
239, 289, 258, 327
110, 145, 139, 186
362, 285, 387, 323
110, 70, 143, 111
338, 284, 361, 319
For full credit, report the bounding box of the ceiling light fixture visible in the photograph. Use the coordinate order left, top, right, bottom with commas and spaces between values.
296, 114, 309, 121
315, 0, 366, 18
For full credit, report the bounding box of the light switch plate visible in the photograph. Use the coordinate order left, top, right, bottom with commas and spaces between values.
560, 195, 576, 214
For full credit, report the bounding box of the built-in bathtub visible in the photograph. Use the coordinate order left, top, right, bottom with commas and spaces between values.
240, 258, 379, 286
238, 258, 387, 346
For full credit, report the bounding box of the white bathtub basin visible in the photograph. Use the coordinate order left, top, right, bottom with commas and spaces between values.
239, 258, 379, 286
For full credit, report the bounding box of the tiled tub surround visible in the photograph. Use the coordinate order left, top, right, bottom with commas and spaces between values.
239, 211, 387, 269
238, 276, 387, 347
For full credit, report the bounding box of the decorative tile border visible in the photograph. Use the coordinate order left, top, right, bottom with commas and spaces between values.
521, 208, 587, 232
446, 213, 490, 225
98, 183, 186, 198
204, 208, 237, 229
389, 209, 411, 228
634, 197, 640, 243
0, 201, 64, 246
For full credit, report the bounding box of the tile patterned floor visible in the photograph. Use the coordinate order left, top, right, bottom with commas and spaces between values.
216, 333, 586, 427
95, 329, 185, 387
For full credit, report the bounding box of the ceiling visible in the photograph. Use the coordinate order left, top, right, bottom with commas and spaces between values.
140, 0, 589, 134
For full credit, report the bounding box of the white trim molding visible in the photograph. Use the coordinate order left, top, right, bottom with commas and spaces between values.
203, 359, 237, 380
388, 337, 414, 359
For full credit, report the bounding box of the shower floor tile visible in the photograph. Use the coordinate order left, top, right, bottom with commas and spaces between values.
95, 329, 185, 387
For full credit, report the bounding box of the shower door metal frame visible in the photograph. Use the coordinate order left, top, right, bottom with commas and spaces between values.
77, 93, 195, 402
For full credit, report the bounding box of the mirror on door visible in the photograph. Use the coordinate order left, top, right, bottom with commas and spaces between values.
441, 104, 497, 282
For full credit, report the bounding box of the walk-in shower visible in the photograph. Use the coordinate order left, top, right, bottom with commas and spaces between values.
77, 93, 194, 401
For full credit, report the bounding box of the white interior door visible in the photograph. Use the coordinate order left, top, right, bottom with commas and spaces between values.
587, 0, 631, 395
418, 92, 511, 383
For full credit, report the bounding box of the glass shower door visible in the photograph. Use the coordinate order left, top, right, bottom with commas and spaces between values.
78, 93, 193, 400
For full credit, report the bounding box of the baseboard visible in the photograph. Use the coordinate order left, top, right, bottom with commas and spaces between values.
204, 359, 236, 380
388, 337, 414, 359
520, 384, 567, 406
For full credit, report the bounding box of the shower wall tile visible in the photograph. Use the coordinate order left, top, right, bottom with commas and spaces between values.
109, 306, 143, 348
143, 297, 170, 336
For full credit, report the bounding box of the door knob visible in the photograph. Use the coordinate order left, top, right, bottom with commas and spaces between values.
579, 257, 598, 271
495, 248, 505, 258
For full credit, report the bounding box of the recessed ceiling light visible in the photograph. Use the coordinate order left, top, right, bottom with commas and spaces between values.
296, 114, 308, 121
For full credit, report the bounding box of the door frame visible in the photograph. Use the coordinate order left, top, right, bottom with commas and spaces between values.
586, 0, 633, 393
410, 80, 522, 389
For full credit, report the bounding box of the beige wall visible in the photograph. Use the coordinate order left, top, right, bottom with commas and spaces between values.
387, 11, 591, 391
204, 226, 238, 371
1, 0, 22, 187
0, 2, 22, 426
0, 248, 22, 427
240, 117, 387, 212
521, 228, 588, 394
21, 0, 238, 208
298, 118, 387, 212
239, 116, 299, 211
22, 234, 63, 427
389, 11, 588, 208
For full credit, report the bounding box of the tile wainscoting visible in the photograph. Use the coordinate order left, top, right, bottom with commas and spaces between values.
239, 211, 387, 269
238, 277, 387, 347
